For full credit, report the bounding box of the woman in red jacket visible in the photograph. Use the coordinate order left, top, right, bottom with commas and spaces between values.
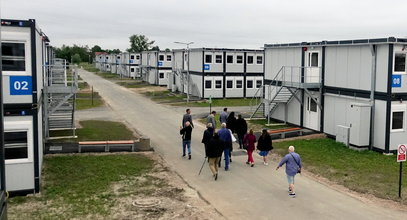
243, 129, 256, 167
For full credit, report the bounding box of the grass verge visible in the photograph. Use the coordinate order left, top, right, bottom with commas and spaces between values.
172, 98, 252, 107
49, 120, 136, 142
75, 81, 104, 110
273, 138, 407, 204
8, 154, 154, 219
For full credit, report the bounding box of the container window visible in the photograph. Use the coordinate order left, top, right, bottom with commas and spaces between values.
159, 72, 165, 79
130, 55, 135, 60
205, 80, 212, 89
131, 68, 135, 72
392, 111, 404, 130
310, 98, 317, 112
310, 53, 319, 67
215, 80, 222, 89
247, 80, 253, 88
227, 55, 234, 64
117, 56, 121, 59
136, 55, 140, 60
394, 53, 406, 73
236, 80, 243, 88
256, 56, 263, 65
256, 80, 262, 88
215, 55, 222, 63
2, 42, 26, 71
247, 56, 254, 64
4, 131, 28, 160
159, 55, 165, 61
205, 54, 212, 64
227, 80, 233, 88
236, 55, 243, 64
167, 55, 172, 61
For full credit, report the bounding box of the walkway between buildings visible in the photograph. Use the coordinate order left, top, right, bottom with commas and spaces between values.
78, 68, 406, 220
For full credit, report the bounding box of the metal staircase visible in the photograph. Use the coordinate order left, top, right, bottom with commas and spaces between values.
250, 66, 321, 122
44, 59, 78, 140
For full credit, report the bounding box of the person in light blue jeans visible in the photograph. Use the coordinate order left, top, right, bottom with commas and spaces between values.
276, 146, 302, 197
218, 123, 232, 171
180, 121, 193, 159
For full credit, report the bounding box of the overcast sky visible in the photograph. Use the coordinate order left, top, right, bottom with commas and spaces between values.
2, 0, 407, 51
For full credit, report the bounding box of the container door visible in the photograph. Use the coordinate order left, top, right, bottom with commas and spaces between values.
304, 96, 319, 130
305, 51, 320, 83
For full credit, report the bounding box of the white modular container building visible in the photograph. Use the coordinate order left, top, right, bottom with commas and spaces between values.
1, 19, 49, 193
120, 52, 141, 78
140, 50, 173, 86
172, 48, 264, 99
260, 37, 407, 153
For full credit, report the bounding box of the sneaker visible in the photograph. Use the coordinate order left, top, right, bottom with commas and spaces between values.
263, 162, 269, 166
251, 163, 254, 167
188, 154, 191, 160
246, 162, 250, 165
289, 193, 296, 197
230, 158, 232, 163
215, 173, 218, 181
182, 154, 186, 157
225, 167, 229, 171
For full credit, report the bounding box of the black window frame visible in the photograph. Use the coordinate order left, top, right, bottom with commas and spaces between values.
256, 56, 263, 65
236, 55, 243, 64
394, 53, 406, 72
247, 80, 253, 89
2, 42, 26, 71
205, 80, 212, 89
4, 131, 28, 160
236, 80, 243, 88
167, 55, 172, 61
226, 80, 233, 88
215, 55, 222, 63
205, 54, 212, 64
247, 55, 254, 64
130, 55, 135, 60
256, 80, 262, 88
227, 55, 234, 64
215, 80, 222, 89
159, 72, 165, 79
392, 111, 404, 130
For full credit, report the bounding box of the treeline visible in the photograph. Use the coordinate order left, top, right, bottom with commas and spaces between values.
54, 35, 164, 64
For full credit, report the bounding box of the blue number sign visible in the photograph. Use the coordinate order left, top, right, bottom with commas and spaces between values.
204, 64, 210, 70
9, 76, 32, 95
392, 75, 402, 88
158, 61, 163, 67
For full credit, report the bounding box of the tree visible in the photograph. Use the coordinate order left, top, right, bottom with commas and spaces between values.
127, 35, 155, 53
72, 53, 82, 64
151, 46, 160, 51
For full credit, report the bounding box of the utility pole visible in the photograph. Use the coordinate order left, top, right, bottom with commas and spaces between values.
174, 41, 194, 103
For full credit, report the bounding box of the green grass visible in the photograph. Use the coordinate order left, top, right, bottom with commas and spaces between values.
116, 81, 150, 88
273, 138, 407, 204
75, 81, 104, 110
76, 98, 104, 110
49, 120, 136, 142
81, 62, 99, 73
8, 154, 154, 219
142, 90, 187, 103
172, 98, 252, 107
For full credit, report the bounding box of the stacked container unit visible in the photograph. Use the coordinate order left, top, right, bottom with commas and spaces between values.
110, 54, 120, 75
186, 48, 264, 99
263, 37, 407, 153
121, 52, 141, 79
1, 19, 49, 193
170, 49, 186, 92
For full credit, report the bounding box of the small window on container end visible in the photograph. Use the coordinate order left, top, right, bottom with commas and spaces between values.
227, 55, 233, 64
247, 80, 253, 88
215, 55, 222, 63
130, 55, 135, 60
256, 80, 262, 88
4, 131, 28, 160
256, 56, 263, 65
159, 55, 165, 61
247, 56, 254, 64
394, 53, 406, 73
236, 55, 243, 64
167, 55, 172, 61
159, 72, 165, 79
226, 80, 233, 88
236, 80, 243, 88
392, 111, 404, 130
215, 80, 222, 89
205, 54, 212, 64
205, 80, 212, 89
2, 42, 26, 71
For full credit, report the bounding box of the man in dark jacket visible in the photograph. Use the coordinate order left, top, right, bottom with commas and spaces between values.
180, 121, 193, 159
257, 129, 273, 165
201, 123, 214, 157
235, 114, 248, 149
206, 133, 224, 180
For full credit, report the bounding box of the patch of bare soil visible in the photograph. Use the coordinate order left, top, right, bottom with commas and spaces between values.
111, 152, 224, 220
128, 86, 167, 94
269, 133, 407, 212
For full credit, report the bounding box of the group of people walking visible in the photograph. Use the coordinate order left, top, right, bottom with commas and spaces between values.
180, 108, 302, 197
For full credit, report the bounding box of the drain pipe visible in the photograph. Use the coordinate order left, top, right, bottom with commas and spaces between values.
369, 45, 377, 150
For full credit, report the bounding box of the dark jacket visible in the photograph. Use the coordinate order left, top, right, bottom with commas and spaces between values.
226, 115, 237, 133
235, 118, 248, 136
206, 136, 224, 158
257, 134, 273, 151
201, 127, 214, 144
180, 126, 192, 141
